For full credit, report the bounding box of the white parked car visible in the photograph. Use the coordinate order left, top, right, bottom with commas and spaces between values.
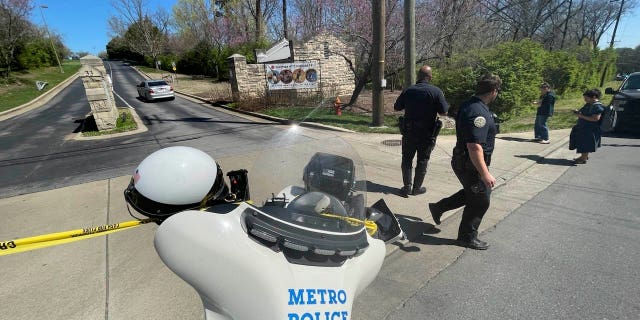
136, 80, 175, 101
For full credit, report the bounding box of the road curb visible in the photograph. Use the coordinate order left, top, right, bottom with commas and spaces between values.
133, 66, 356, 133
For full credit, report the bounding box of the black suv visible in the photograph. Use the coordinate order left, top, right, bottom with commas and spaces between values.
604, 72, 640, 133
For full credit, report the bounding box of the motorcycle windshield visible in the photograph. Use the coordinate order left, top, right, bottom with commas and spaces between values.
248, 126, 368, 237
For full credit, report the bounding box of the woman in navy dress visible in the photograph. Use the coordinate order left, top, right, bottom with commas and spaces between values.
572, 89, 605, 164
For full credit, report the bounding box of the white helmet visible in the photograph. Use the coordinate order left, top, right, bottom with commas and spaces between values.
124, 146, 228, 219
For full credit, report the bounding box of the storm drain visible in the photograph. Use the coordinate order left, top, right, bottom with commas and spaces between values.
382, 139, 402, 146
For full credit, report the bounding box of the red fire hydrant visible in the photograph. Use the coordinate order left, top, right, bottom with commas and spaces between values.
334, 96, 342, 116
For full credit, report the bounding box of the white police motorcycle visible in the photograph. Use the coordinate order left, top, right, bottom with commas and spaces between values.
124, 127, 404, 320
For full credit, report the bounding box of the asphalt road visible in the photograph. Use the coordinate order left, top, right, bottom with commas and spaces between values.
0, 61, 284, 199
385, 133, 640, 320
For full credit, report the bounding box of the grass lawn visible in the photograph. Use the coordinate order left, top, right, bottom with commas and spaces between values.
261, 80, 623, 135
0, 61, 81, 113
500, 80, 621, 134
134, 65, 232, 99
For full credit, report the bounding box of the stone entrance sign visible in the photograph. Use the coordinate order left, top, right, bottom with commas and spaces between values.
79, 55, 118, 131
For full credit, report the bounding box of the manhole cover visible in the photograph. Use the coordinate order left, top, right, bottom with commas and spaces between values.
382, 139, 402, 146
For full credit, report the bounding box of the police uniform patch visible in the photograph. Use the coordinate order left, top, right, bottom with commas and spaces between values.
473, 116, 486, 128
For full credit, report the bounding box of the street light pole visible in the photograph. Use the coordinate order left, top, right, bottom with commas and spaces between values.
39, 5, 64, 74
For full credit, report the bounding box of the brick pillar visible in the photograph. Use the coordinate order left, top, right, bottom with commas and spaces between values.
79, 55, 118, 130
227, 54, 247, 102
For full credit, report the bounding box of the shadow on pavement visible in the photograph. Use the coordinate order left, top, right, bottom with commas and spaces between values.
141, 115, 277, 126
601, 143, 640, 147
388, 214, 460, 252
392, 215, 458, 252
497, 136, 536, 142
410, 234, 458, 247
602, 131, 640, 139
362, 180, 402, 196
514, 154, 576, 166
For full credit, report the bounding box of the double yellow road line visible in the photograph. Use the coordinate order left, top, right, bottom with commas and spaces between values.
0, 219, 155, 256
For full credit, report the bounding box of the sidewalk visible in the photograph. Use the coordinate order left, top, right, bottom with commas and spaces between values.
0, 110, 576, 320
347, 128, 576, 319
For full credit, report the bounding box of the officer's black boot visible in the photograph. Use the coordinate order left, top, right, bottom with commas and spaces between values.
456, 235, 489, 250
457, 219, 489, 250
400, 168, 412, 198
428, 202, 443, 225
411, 165, 427, 195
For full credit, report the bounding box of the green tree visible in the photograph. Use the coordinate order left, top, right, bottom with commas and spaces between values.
615, 46, 640, 74
177, 41, 215, 76
106, 37, 145, 62
15, 37, 51, 69
123, 17, 168, 68
0, 0, 34, 80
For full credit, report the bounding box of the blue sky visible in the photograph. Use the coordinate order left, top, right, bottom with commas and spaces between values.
32, 0, 175, 55
601, 3, 640, 49
33, 0, 640, 56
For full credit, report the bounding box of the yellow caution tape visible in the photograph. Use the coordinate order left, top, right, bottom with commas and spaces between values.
0, 219, 155, 256
320, 213, 378, 236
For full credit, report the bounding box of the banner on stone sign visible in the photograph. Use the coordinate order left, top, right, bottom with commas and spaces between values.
265, 62, 319, 90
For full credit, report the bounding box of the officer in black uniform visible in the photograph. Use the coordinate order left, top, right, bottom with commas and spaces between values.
394, 65, 449, 197
428, 74, 502, 250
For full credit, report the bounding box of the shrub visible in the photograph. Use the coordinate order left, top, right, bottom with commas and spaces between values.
542, 50, 582, 95
15, 40, 52, 69
478, 39, 546, 119
434, 40, 616, 121
435, 39, 547, 120
433, 64, 479, 117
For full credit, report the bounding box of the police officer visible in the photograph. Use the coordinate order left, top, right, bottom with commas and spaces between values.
428, 74, 502, 250
394, 65, 449, 197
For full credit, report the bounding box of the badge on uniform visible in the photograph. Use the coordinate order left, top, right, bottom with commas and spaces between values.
473, 116, 486, 128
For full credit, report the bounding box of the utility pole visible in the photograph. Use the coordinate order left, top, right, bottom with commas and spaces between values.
404, 0, 415, 89
609, 0, 625, 48
39, 5, 64, 74
600, 0, 625, 86
371, 0, 385, 127
282, 0, 288, 39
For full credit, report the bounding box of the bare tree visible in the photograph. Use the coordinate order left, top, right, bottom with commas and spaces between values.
480, 0, 567, 43
237, 0, 278, 42
573, 0, 617, 49
308, 0, 409, 106
559, 0, 574, 49
284, 0, 452, 104
288, 0, 324, 41
422, 0, 481, 60
157, 0, 635, 107
108, 0, 171, 65
172, 0, 218, 45
0, 0, 34, 80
